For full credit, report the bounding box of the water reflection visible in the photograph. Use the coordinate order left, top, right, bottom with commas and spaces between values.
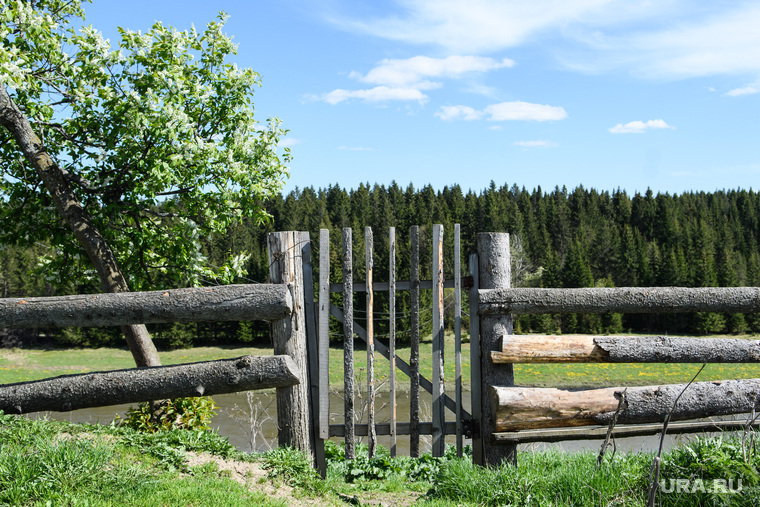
27, 390, 743, 455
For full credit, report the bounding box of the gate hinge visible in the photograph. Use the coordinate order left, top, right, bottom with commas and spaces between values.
463, 418, 480, 439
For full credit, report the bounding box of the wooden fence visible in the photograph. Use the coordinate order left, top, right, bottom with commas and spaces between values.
3, 228, 760, 474
0, 235, 315, 460
472, 232, 760, 466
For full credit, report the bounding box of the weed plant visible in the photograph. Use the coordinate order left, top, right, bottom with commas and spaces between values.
117, 396, 218, 433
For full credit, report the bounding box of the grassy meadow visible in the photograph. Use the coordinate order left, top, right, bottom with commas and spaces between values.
2, 333, 760, 390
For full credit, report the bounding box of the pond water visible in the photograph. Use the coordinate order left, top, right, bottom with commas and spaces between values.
26, 390, 747, 456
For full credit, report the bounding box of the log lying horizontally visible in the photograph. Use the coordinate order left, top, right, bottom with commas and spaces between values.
0, 284, 292, 328
491, 335, 760, 363
0, 355, 299, 414
479, 287, 760, 316
489, 379, 760, 432
492, 419, 760, 444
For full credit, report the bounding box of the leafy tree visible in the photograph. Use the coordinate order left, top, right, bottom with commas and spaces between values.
0, 1, 289, 366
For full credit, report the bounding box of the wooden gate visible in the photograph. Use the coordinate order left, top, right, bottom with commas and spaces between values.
310, 225, 473, 468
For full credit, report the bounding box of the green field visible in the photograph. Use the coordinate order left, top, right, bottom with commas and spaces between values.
2, 333, 760, 390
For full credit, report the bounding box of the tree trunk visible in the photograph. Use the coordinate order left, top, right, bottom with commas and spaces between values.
0, 86, 159, 367
1, 355, 300, 414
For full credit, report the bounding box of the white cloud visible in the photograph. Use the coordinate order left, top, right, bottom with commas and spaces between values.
725, 84, 760, 97
562, 3, 760, 79
514, 140, 559, 148
334, 0, 623, 53
354, 55, 514, 87
436, 101, 567, 122
609, 119, 675, 134
321, 86, 428, 104
485, 101, 568, 121
331, 1, 760, 82
435, 105, 483, 121
318, 55, 513, 105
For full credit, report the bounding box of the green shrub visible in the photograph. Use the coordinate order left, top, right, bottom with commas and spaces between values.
119, 396, 217, 433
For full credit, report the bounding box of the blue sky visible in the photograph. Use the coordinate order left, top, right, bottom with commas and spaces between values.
84, 0, 760, 195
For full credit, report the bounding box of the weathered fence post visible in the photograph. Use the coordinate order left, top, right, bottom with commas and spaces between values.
268, 231, 314, 457
477, 232, 516, 466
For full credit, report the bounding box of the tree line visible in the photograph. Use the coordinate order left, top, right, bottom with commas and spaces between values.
2, 182, 759, 348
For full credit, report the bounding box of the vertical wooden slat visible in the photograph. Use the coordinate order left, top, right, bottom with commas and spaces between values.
342, 228, 355, 459
299, 231, 326, 476
365, 227, 376, 458
318, 229, 330, 441
469, 253, 482, 466
409, 225, 420, 457
389, 227, 397, 457
454, 224, 463, 457
432, 224, 445, 457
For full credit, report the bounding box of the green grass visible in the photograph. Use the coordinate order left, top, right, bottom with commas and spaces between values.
3, 412, 760, 506
2, 334, 759, 390
0, 412, 284, 506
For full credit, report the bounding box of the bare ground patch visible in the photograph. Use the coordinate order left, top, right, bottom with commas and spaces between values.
184, 452, 426, 507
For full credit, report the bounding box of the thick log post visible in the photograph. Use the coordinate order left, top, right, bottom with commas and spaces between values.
0, 355, 299, 414
0, 284, 292, 328
489, 379, 760, 431
268, 231, 313, 457
477, 233, 516, 466
491, 335, 760, 363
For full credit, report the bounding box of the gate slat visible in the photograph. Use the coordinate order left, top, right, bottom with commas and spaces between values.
299, 232, 326, 476
409, 225, 420, 457
469, 253, 483, 466
454, 224, 463, 457
365, 227, 377, 458
389, 227, 397, 457
318, 229, 330, 441
432, 224, 445, 457
342, 228, 355, 459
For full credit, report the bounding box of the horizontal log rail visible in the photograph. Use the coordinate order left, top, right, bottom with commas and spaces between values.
479, 287, 760, 316
492, 419, 760, 443
492, 335, 760, 363
0, 355, 300, 414
0, 284, 292, 328
490, 379, 760, 432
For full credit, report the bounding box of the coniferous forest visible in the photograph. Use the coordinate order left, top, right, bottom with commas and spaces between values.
2, 182, 760, 348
